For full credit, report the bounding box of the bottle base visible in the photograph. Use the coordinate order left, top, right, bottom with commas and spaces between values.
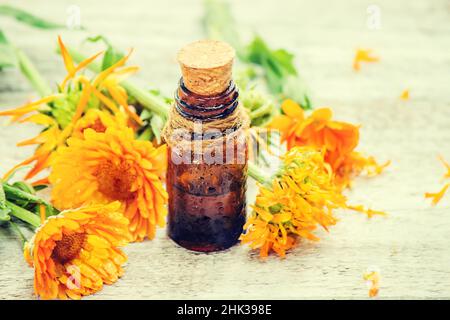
169, 235, 239, 253
167, 207, 245, 253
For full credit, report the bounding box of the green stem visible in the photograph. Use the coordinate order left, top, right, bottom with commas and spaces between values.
121, 80, 169, 118
6, 201, 40, 228
2, 182, 50, 207
250, 102, 274, 119
64, 46, 170, 118
16, 48, 52, 97
248, 162, 271, 184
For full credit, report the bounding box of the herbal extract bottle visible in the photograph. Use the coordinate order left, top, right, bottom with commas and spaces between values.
163, 40, 249, 252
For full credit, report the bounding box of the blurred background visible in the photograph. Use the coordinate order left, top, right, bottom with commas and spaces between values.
1, 0, 449, 299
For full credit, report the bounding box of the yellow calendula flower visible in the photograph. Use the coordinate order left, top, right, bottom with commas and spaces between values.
23, 202, 130, 300
49, 127, 168, 241
241, 147, 344, 258
242, 146, 385, 258
0, 37, 140, 181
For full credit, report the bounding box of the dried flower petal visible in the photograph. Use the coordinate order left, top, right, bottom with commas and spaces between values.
363, 271, 380, 298
425, 183, 449, 206
426, 156, 450, 205
400, 89, 410, 100
353, 48, 379, 71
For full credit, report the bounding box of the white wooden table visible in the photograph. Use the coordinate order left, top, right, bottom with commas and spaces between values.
1, 0, 450, 299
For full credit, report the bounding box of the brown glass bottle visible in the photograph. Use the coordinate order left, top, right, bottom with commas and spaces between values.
165, 40, 248, 252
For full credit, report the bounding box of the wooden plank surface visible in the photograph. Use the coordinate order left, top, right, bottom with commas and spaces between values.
1, 0, 450, 299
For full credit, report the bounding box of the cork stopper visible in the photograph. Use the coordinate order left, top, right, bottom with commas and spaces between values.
177, 39, 235, 96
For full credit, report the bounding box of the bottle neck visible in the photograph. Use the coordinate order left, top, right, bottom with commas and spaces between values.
175, 78, 239, 121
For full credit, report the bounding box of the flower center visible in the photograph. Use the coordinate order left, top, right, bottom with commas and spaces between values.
52, 232, 86, 264
85, 118, 107, 133
95, 160, 136, 200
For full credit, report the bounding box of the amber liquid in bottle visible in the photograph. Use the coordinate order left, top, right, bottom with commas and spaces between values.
167, 80, 247, 252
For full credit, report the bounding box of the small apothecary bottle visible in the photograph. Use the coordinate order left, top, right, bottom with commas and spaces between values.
163, 40, 248, 252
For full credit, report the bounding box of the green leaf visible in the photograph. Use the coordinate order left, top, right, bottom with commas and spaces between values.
246, 36, 293, 83
272, 49, 297, 75
102, 46, 124, 70
84, 35, 124, 70
0, 5, 65, 29
3, 183, 45, 205
11, 181, 35, 195
245, 35, 311, 109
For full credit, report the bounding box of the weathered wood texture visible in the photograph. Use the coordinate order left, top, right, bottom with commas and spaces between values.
1, 0, 450, 299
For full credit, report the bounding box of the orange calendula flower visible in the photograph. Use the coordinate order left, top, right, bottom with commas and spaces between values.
49, 127, 168, 241
0, 37, 140, 181
23, 202, 130, 300
241, 147, 345, 258
353, 48, 379, 71
363, 270, 380, 298
269, 100, 389, 189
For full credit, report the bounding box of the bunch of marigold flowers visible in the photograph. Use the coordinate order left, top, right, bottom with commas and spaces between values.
0, 37, 168, 242
0, 36, 157, 297
0, 35, 391, 299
